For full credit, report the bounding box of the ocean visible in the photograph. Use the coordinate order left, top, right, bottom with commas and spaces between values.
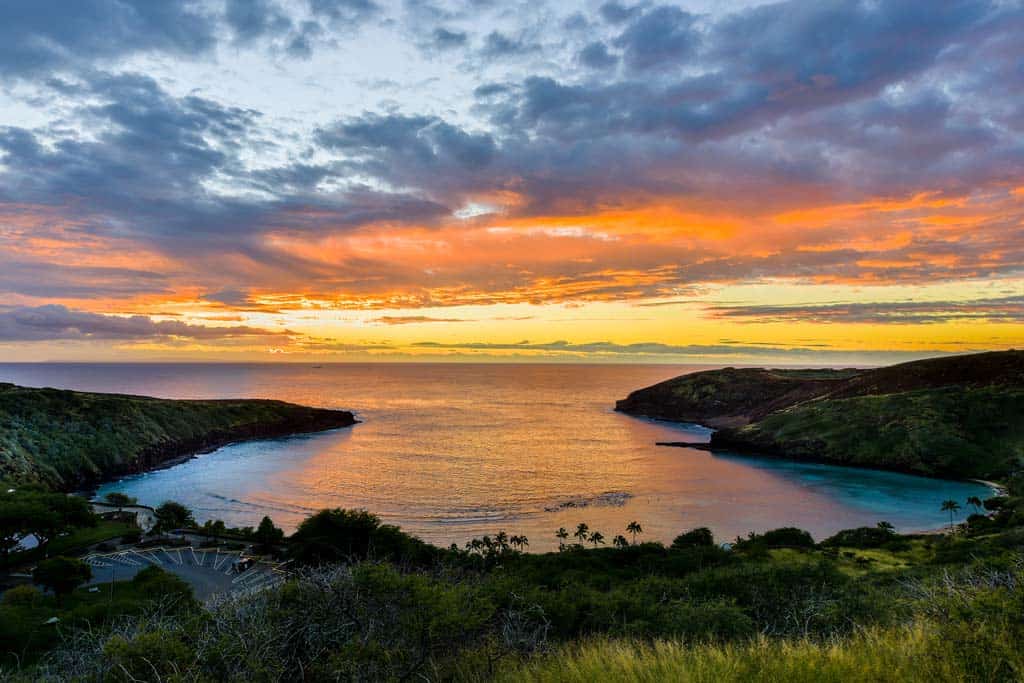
0, 363, 992, 550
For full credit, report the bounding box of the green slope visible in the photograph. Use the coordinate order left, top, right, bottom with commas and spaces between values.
712, 385, 1024, 479
0, 383, 357, 489
618, 351, 1024, 480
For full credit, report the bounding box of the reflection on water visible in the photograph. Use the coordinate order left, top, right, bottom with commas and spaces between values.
0, 363, 994, 550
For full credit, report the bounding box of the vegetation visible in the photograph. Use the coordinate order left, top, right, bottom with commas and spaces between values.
153, 500, 196, 532
1, 566, 194, 670
1, 485, 1023, 680
31, 557, 92, 606
717, 385, 1024, 479
0, 383, 357, 489
0, 488, 95, 565
254, 515, 285, 551
619, 351, 1024, 480
101, 492, 136, 510
2, 357, 1023, 678
499, 623, 1024, 683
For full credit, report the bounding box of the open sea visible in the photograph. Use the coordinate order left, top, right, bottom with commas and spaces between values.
0, 363, 993, 550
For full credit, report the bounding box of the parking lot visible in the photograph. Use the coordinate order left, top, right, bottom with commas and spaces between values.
83, 546, 283, 601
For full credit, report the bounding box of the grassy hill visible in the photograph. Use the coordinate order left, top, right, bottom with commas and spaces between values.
615, 367, 860, 428
0, 383, 357, 489
618, 351, 1024, 480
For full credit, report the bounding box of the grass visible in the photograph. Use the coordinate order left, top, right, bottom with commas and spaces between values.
496, 624, 1001, 683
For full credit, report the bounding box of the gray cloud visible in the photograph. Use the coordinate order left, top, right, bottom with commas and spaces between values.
0, 0, 217, 77
479, 30, 539, 60
410, 339, 957, 363
709, 296, 1024, 325
225, 0, 293, 44
431, 27, 469, 50
0, 305, 289, 342
613, 5, 699, 72
599, 1, 642, 25
578, 41, 618, 70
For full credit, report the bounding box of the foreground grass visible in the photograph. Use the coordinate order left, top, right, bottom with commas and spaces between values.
498, 624, 1014, 683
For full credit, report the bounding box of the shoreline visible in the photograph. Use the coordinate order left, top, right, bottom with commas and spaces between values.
79, 421, 359, 498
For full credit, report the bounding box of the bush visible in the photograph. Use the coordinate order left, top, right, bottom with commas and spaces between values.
1, 583, 40, 607
672, 527, 715, 549
822, 526, 895, 549
289, 508, 438, 566
735, 527, 816, 551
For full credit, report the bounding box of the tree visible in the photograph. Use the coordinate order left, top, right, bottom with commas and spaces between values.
154, 501, 196, 532
555, 527, 568, 552
33, 556, 92, 606
941, 500, 961, 532
573, 523, 589, 545
103, 492, 137, 512
588, 531, 605, 547
626, 521, 643, 545
672, 527, 715, 549
0, 500, 48, 565
254, 516, 284, 551
966, 496, 983, 514
876, 521, 895, 533
289, 508, 435, 566
612, 534, 629, 549
0, 491, 96, 562
24, 493, 95, 552
509, 535, 529, 552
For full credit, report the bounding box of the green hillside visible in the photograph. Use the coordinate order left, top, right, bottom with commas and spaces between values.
0, 383, 357, 489
713, 385, 1024, 479
619, 351, 1024, 480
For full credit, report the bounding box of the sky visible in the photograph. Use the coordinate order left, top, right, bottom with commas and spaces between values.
0, 0, 1021, 364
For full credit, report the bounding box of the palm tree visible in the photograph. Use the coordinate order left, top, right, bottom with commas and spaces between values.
574, 523, 589, 545
495, 531, 509, 552
555, 527, 569, 551
966, 496, 983, 514
517, 535, 528, 551
612, 534, 629, 549
626, 521, 643, 545
588, 531, 605, 547
876, 521, 895, 534
941, 500, 961, 531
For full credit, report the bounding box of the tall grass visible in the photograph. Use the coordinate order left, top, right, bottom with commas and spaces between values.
497, 623, 999, 683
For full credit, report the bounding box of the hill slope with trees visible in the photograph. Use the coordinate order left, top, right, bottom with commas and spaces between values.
0, 383, 357, 489
617, 351, 1024, 479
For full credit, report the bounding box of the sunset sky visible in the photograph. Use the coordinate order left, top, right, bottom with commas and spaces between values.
0, 0, 1021, 363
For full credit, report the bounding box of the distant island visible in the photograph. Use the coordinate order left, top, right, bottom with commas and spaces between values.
0, 383, 357, 490
617, 350, 1024, 481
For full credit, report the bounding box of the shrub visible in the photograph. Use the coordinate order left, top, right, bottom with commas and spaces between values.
672, 527, 715, 549
735, 527, 815, 551
1, 583, 40, 607
822, 526, 895, 549
289, 508, 438, 566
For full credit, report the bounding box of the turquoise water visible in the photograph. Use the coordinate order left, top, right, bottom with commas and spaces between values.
0, 363, 994, 550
